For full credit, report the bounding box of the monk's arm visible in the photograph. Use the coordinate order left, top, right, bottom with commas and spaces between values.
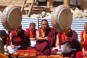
71, 31, 78, 40
36, 30, 47, 40
9, 33, 12, 43
82, 47, 86, 55
56, 35, 59, 47
65, 31, 78, 42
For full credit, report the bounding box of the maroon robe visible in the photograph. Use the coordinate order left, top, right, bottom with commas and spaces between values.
25, 28, 37, 50
50, 32, 62, 55
25, 28, 36, 38
51, 30, 81, 58
2, 35, 9, 46
35, 28, 56, 56
11, 29, 30, 50
76, 31, 87, 58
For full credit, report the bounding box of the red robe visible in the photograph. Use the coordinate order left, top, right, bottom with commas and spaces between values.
25, 28, 36, 38
50, 32, 62, 55
26, 28, 37, 50
62, 30, 81, 57
35, 28, 56, 56
11, 29, 30, 50
51, 30, 81, 58
2, 35, 9, 46
76, 31, 87, 58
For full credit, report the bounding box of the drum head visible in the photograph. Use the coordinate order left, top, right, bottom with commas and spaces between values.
1, 5, 22, 31
51, 5, 72, 32
7, 8, 22, 30
58, 8, 72, 31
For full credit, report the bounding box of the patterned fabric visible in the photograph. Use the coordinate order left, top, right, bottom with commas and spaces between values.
26, 28, 36, 38
82, 31, 86, 45
30, 31, 33, 38
61, 33, 67, 42
41, 29, 45, 37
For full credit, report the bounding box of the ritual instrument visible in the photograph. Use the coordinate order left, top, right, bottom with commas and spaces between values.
1, 5, 22, 31
51, 5, 72, 32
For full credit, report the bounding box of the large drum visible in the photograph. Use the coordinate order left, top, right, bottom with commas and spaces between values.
51, 5, 72, 32
1, 5, 22, 31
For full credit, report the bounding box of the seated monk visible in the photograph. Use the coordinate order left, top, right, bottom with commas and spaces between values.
51, 28, 81, 58
51, 32, 62, 55
0, 30, 9, 54
76, 22, 87, 58
0, 30, 9, 46
25, 22, 37, 49
7, 25, 30, 54
35, 19, 56, 56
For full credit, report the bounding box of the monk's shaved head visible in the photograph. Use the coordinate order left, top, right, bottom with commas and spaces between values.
41, 19, 49, 30
29, 22, 36, 27
16, 24, 22, 33
84, 22, 87, 26
41, 19, 48, 25
84, 22, 87, 32
29, 22, 36, 32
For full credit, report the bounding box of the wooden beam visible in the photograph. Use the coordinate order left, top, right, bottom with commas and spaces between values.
64, 0, 70, 7
80, 0, 84, 11
35, 0, 38, 6
21, 0, 27, 12
27, 0, 35, 17
47, 0, 53, 6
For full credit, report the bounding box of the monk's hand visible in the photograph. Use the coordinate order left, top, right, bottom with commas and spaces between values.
82, 48, 86, 56
30, 38, 36, 40
67, 42, 71, 48
83, 51, 87, 56
45, 37, 48, 40
4, 46, 8, 51
84, 52, 87, 56
10, 44, 16, 49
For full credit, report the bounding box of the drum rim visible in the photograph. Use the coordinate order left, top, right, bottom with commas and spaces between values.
57, 8, 66, 31
1, 6, 21, 31
51, 13, 60, 31
51, 5, 67, 32
7, 7, 21, 30
1, 6, 15, 30
1, 9, 12, 30
51, 5, 72, 32
58, 8, 72, 31
7, 7, 15, 30
6, 6, 15, 30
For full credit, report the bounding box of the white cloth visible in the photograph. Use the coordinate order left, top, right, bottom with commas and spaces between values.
61, 42, 74, 53
51, 47, 59, 50
4, 45, 21, 54
30, 40, 36, 47
51, 47, 62, 55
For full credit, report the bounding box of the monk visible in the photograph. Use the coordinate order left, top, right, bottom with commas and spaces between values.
26, 22, 37, 48
0, 30, 8, 54
51, 28, 81, 58
35, 19, 56, 56
8, 25, 30, 54
76, 22, 87, 58
0, 30, 9, 46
